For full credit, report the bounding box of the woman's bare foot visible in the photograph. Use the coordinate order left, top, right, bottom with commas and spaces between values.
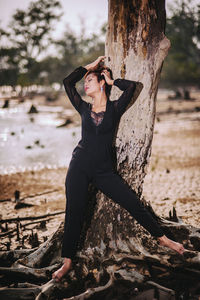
52, 258, 72, 282
157, 235, 186, 255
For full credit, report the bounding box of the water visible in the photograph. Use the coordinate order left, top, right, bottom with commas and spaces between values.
0, 99, 81, 174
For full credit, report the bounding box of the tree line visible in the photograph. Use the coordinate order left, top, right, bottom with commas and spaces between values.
0, 0, 199, 95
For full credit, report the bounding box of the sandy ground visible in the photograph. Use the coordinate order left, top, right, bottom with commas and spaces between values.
142, 98, 200, 227
0, 91, 200, 251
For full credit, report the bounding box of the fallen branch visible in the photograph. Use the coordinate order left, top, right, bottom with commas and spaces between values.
0, 198, 11, 203
35, 279, 63, 300
0, 248, 37, 267
0, 218, 53, 238
19, 189, 61, 201
0, 211, 65, 224
12, 222, 64, 268
22, 217, 54, 228
0, 286, 41, 299
57, 273, 114, 300
0, 263, 59, 282
0, 228, 17, 238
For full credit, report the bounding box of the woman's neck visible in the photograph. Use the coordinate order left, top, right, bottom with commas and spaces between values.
92, 93, 107, 108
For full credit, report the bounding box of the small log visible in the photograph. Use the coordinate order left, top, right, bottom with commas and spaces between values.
0, 218, 53, 238
0, 264, 59, 282
146, 280, 175, 296
0, 248, 37, 267
19, 189, 60, 201
0, 286, 41, 299
56, 118, 73, 128
0, 211, 65, 224
15, 202, 34, 209
0, 228, 16, 238
17, 282, 40, 288
0, 198, 12, 203
35, 279, 60, 300
22, 217, 53, 228
49, 275, 114, 300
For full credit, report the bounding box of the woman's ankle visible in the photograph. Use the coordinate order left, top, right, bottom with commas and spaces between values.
63, 257, 72, 265
157, 234, 168, 244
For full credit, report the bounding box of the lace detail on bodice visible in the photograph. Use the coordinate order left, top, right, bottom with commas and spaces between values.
90, 110, 105, 126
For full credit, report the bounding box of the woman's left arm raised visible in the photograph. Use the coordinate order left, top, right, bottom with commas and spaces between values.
112, 78, 139, 118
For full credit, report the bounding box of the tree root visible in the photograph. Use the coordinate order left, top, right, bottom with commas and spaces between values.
0, 205, 200, 299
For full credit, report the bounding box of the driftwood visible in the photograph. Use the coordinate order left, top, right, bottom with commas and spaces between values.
0, 248, 37, 267
19, 189, 61, 201
0, 211, 65, 253
22, 217, 54, 228
0, 189, 59, 204
15, 202, 34, 209
0, 228, 17, 238
0, 211, 65, 224
0, 198, 12, 203
0, 217, 53, 238
56, 118, 73, 127
0, 203, 200, 299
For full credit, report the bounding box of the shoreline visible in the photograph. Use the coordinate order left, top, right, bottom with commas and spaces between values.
0, 163, 69, 176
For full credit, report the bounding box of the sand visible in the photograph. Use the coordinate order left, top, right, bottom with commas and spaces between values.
142, 103, 200, 227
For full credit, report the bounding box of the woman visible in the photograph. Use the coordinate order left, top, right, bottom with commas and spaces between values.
52, 56, 185, 282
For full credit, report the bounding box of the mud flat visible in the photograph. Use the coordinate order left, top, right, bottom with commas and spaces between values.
142, 94, 200, 228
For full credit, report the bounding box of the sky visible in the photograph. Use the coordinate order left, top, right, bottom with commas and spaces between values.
0, 0, 108, 40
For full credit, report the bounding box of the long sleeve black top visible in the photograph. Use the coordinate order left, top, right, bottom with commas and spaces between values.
63, 66, 140, 170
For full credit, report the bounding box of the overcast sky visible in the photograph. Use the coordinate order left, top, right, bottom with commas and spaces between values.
0, 0, 108, 40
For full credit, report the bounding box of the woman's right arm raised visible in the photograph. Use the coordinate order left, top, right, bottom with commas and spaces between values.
63, 66, 88, 114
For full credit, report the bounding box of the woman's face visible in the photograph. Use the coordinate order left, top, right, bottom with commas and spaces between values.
84, 73, 102, 97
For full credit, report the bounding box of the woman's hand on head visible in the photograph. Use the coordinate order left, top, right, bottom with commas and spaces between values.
101, 69, 114, 86
84, 56, 106, 71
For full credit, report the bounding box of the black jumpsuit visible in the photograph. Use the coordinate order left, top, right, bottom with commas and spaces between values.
61, 66, 164, 259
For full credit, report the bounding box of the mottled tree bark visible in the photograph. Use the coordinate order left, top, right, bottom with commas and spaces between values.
106, 0, 170, 194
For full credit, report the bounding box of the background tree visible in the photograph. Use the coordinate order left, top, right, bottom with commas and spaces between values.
0, 4, 106, 92
160, 0, 200, 98
51, 21, 106, 85
0, 0, 62, 88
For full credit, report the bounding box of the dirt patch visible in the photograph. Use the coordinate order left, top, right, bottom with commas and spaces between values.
142, 97, 200, 228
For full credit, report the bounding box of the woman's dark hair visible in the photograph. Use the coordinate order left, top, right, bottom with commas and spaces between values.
84, 66, 113, 99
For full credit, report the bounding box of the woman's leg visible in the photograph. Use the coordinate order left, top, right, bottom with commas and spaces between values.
93, 169, 185, 254
61, 162, 90, 259
52, 161, 90, 281
93, 169, 164, 237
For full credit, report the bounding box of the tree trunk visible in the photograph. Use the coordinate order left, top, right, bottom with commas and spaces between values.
1, 1, 200, 299
105, 0, 170, 194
